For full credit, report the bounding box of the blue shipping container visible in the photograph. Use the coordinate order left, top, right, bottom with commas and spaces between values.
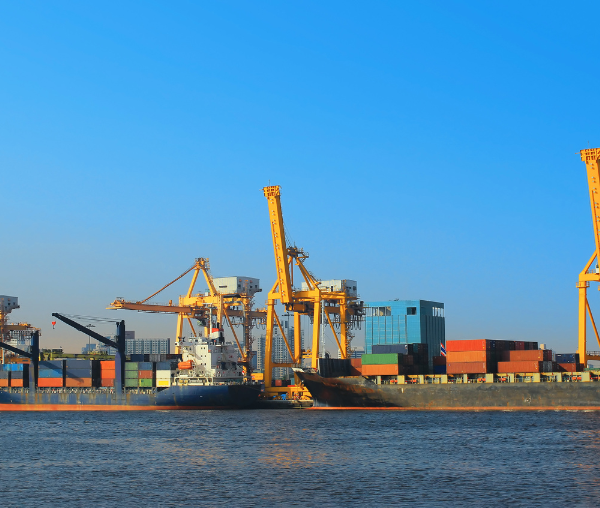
65, 359, 94, 368
39, 370, 63, 378
65, 369, 93, 378
138, 362, 153, 370
433, 365, 447, 374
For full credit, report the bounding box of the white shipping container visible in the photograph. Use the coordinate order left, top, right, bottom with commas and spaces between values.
156, 370, 171, 378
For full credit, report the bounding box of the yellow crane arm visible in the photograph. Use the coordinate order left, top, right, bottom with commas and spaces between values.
107, 299, 197, 316
582, 148, 600, 264
263, 185, 293, 304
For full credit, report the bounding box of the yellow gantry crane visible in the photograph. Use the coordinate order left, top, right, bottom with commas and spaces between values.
108, 258, 266, 374
577, 148, 600, 367
263, 185, 364, 396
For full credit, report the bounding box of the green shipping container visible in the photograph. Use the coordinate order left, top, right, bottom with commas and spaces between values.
361, 353, 400, 365
124, 378, 138, 387
125, 371, 139, 379
125, 362, 139, 371
138, 379, 153, 388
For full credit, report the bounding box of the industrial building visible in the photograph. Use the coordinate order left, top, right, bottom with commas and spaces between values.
365, 299, 445, 367
254, 317, 305, 379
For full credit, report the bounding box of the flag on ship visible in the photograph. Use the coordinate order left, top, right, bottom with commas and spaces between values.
440, 343, 446, 357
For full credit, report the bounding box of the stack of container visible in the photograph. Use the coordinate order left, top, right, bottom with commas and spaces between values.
138, 361, 154, 388
38, 360, 64, 387
65, 359, 97, 387
156, 361, 173, 387
9, 364, 29, 387
370, 344, 429, 375
350, 358, 362, 376
498, 349, 553, 373
446, 340, 499, 375
361, 353, 401, 376
318, 358, 352, 378
555, 354, 582, 372
432, 356, 446, 374
99, 360, 115, 387
0, 366, 9, 387
125, 362, 139, 388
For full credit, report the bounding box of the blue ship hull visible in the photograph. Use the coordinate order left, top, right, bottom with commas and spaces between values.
0, 384, 261, 410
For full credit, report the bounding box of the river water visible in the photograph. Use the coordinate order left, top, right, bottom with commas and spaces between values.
0, 410, 599, 507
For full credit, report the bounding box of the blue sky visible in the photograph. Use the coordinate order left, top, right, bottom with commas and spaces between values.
1, 1, 599, 353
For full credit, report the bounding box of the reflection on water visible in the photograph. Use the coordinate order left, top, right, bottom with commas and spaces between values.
1, 410, 600, 506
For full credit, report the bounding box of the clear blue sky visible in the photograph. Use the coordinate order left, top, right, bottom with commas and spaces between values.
1, 1, 599, 353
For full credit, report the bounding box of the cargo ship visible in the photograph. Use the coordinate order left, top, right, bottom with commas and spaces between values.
0, 333, 261, 410
295, 339, 600, 410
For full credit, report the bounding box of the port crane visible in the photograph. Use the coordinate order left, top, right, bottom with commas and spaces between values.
262, 185, 364, 395
108, 258, 266, 374
578, 149, 600, 367
0, 296, 39, 363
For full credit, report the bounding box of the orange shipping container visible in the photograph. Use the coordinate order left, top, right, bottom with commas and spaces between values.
65, 378, 93, 388
100, 379, 114, 387
361, 364, 399, 376
138, 370, 153, 379
10, 379, 24, 387
350, 358, 362, 367
38, 378, 64, 388
446, 362, 490, 374
101, 369, 116, 379
100, 360, 115, 369
0, 379, 8, 387
497, 361, 541, 373
446, 340, 491, 352
558, 363, 578, 372
447, 351, 489, 363
501, 350, 546, 362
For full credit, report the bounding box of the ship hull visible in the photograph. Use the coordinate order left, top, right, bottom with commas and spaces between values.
297, 372, 600, 410
0, 384, 261, 411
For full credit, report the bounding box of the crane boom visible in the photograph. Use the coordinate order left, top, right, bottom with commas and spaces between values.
263, 186, 293, 304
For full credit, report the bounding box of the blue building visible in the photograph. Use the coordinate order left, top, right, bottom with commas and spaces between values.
365, 300, 445, 367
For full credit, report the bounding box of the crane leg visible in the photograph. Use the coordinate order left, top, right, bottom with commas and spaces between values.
578, 282, 588, 368
312, 300, 321, 369
264, 301, 275, 389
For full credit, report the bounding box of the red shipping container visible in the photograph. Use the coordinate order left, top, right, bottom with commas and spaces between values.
446, 362, 491, 374
350, 358, 362, 367
502, 350, 544, 362
558, 363, 580, 372
361, 364, 399, 376
101, 369, 116, 379
497, 361, 541, 373
100, 378, 114, 387
515, 341, 525, 350
65, 378, 93, 388
447, 351, 489, 363
38, 378, 64, 388
446, 340, 491, 352
138, 370, 153, 379
10, 379, 24, 387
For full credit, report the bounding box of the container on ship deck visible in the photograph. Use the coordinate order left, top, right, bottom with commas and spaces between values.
129, 354, 144, 361
447, 351, 491, 363
361, 364, 399, 376
125, 370, 139, 379
157, 361, 174, 370
432, 356, 446, 366
10, 378, 25, 387
101, 370, 116, 379
138, 378, 153, 388
446, 362, 493, 374
125, 362, 139, 371
361, 353, 400, 365
0, 379, 8, 387
100, 360, 115, 369
65, 378, 93, 388
124, 379, 138, 388
39, 361, 64, 373
502, 350, 550, 362
515, 341, 525, 350
38, 378, 63, 388
156, 379, 170, 387
39, 369, 63, 378
0, 371, 9, 379
433, 365, 446, 374
446, 340, 494, 352
497, 361, 541, 373
65, 369, 93, 379
65, 359, 93, 368
555, 354, 579, 363
138, 362, 153, 370
11, 371, 24, 379
138, 370, 153, 379
2, 364, 24, 371
558, 363, 578, 372
100, 379, 114, 387
372, 344, 408, 355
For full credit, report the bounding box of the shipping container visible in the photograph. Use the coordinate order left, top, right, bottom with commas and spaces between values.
501, 350, 551, 362
447, 351, 490, 363
157, 361, 174, 370
558, 363, 579, 372
361, 364, 399, 376
433, 365, 446, 374
37, 378, 64, 388
125, 362, 139, 371
10, 378, 24, 387
38, 370, 63, 378
11, 371, 24, 379
432, 356, 446, 366
65, 369, 93, 379
497, 361, 541, 373
124, 378, 138, 387
138, 370, 153, 379
100, 379, 114, 387
447, 362, 494, 374
156, 379, 170, 387
101, 370, 116, 379
446, 340, 493, 352
39, 361, 64, 373
138, 362, 153, 370
372, 344, 409, 355
65, 378, 93, 388
100, 360, 115, 368
361, 353, 399, 365
0, 371, 8, 379
555, 354, 579, 363
125, 370, 139, 379
318, 358, 351, 377
0, 379, 8, 387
